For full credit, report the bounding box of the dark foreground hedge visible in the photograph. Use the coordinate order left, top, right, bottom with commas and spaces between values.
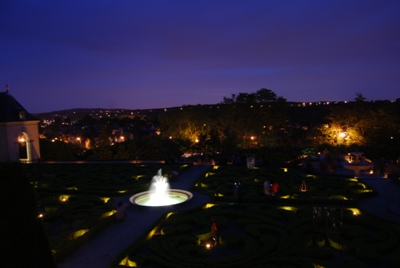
0, 162, 56, 268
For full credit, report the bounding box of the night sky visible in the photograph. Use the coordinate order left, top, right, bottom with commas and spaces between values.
1, 1, 399, 113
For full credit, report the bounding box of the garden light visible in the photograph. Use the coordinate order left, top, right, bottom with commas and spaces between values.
299, 180, 308, 192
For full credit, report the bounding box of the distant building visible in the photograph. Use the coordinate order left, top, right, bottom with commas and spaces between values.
0, 85, 41, 163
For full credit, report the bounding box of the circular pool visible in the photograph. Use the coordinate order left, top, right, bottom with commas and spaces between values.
129, 189, 193, 207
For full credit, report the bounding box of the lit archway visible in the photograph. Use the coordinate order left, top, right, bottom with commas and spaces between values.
17, 132, 32, 163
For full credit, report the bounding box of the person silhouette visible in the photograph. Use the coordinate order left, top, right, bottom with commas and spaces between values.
115, 201, 128, 221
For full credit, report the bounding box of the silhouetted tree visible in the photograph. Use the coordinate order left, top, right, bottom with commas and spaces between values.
113, 143, 130, 160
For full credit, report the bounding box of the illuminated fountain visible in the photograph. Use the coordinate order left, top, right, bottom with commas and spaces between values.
130, 169, 192, 207
343, 151, 372, 177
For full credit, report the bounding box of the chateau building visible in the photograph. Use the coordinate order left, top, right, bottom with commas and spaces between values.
0, 85, 40, 163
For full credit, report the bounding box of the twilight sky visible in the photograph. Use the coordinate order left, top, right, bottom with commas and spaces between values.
1, 0, 399, 113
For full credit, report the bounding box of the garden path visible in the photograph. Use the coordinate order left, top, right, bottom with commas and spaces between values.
357, 177, 400, 223
334, 165, 400, 223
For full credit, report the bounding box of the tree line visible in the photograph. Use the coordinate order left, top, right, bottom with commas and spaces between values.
40, 89, 400, 162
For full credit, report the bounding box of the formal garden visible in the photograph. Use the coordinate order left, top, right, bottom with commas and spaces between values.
109, 165, 400, 267
2, 162, 400, 267
2, 163, 189, 265
112, 203, 400, 268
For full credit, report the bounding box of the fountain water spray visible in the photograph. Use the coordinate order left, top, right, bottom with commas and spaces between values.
130, 169, 192, 207
147, 169, 171, 205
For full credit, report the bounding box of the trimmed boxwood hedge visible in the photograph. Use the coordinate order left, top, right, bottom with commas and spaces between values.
111, 203, 400, 268
192, 165, 377, 206
14, 163, 399, 267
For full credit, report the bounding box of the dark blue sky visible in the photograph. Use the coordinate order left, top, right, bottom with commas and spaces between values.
1, 0, 399, 113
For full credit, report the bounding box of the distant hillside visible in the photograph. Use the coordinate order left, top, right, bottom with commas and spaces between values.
33, 106, 175, 121
33, 99, 400, 126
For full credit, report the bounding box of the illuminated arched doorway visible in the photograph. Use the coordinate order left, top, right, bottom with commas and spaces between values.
17, 132, 32, 163
0, 87, 41, 163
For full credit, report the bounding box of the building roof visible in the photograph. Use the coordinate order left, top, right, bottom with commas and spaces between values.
0, 88, 38, 122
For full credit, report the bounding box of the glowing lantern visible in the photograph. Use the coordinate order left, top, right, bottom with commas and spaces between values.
299, 180, 309, 192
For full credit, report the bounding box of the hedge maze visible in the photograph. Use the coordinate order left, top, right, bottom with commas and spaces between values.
19, 163, 400, 266
192, 166, 377, 205
113, 203, 400, 268
25, 163, 190, 196
112, 165, 400, 268
21, 163, 189, 262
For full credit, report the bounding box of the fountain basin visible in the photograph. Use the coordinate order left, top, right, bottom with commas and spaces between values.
343, 163, 372, 177
343, 151, 372, 177
130, 189, 193, 207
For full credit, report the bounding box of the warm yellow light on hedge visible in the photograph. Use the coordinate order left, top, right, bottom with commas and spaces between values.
59, 195, 70, 201
103, 210, 116, 218
118, 190, 127, 193
348, 208, 361, 216
119, 256, 137, 267
213, 165, 220, 170
73, 229, 89, 239
146, 227, 158, 240
360, 189, 373, 193
332, 195, 348, 200
67, 186, 78, 190
279, 206, 298, 212
133, 175, 143, 181
100, 197, 110, 203
166, 212, 176, 219
280, 195, 291, 199
203, 203, 216, 209
283, 168, 288, 172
